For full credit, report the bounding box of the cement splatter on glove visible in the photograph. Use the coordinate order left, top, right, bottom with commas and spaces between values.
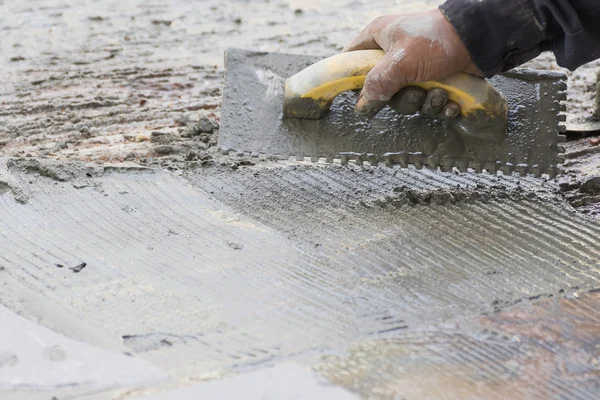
343, 9, 481, 120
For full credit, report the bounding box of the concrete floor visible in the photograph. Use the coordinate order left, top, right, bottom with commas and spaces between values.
1, 1, 600, 399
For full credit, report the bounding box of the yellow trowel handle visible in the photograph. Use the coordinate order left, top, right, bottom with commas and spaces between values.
282, 50, 508, 138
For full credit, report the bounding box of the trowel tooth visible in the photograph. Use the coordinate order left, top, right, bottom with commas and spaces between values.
310, 156, 319, 163
325, 156, 334, 164
470, 162, 482, 173
383, 154, 394, 167
558, 125, 567, 133
529, 165, 541, 176
236, 151, 244, 157
296, 155, 304, 162
398, 155, 408, 168
426, 163, 438, 171
495, 161, 504, 174
557, 80, 568, 90
367, 154, 378, 165
501, 163, 513, 176
407, 153, 422, 169
484, 162, 497, 174
440, 163, 453, 173
383, 152, 408, 168
251, 152, 260, 158
340, 154, 349, 165
424, 156, 439, 171
558, 114, 567, 122
515, 164, 529, 176
456, 161, 468, 173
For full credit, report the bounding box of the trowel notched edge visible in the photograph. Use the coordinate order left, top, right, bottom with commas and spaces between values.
220, 48, 567, 177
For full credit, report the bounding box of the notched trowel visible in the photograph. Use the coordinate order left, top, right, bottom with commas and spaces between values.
220, 48, 567, 177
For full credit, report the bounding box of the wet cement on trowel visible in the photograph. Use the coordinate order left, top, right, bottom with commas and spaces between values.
2, 157, 600, 399
220, 49, 566, 176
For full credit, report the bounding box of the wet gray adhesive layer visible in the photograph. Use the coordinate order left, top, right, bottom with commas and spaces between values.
220, 48, 567, 176
1, 160, 600, 398
139, 363, 358, 400
0, 304, 166, 391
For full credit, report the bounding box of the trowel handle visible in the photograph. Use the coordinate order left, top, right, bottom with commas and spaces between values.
282, 50, 508, 138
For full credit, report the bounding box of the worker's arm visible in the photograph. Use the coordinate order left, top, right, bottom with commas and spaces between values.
441, 0, 600, 77
345, 0, 600, 117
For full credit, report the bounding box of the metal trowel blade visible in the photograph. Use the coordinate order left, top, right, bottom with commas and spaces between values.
219, 48, 567, 176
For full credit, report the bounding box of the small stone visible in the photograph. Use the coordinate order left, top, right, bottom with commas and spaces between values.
227, 241, 243, 250
580, 176, 600, 195
139, 99, 147, 106
589, 137, 600, 146
194, 141, 208, 151
125, 152, 136, 161
151, 20, 172, 26
185, 151, 198, 161
155, 145, 175, 155
151, 131, 173, 144
197, 117, 218, 133
174, 115, 191, 127
70, 262, 87, 273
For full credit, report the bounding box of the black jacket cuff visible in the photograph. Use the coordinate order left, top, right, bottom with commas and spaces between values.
440, 0, 544, 77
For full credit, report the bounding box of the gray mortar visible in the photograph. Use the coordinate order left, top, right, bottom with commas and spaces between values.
0, 159, 28, 204
2, 159, 600, 399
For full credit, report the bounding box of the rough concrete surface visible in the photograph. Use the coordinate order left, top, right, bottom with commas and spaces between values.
2, 1, 600, 400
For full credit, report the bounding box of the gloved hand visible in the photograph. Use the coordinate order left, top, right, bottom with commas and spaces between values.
343, 9, 482, 119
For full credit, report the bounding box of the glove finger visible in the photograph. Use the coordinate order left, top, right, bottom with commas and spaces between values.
355, 49, 410, 117
354, 96, 387, 118
388, 86, 427, 115
439, 100, 461, 120
420, 88, 449, 117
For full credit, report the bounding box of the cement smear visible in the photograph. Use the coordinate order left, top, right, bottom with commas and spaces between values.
316, 291, 600, 399
2, 160, 599, 399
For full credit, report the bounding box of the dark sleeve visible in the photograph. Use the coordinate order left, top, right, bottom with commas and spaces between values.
440, 0, 600, 77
